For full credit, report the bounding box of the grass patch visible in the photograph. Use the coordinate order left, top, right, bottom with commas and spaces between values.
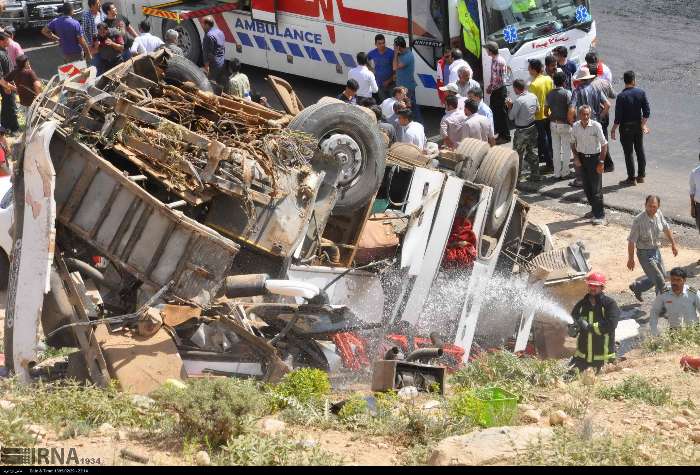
521, 426, 700, 465
398, 444, 433, 466
0, 408, 36, 447
152, 377, 272, 448
215, 433, 343, 466
14, 379, 168, 434
596, 375, 671, 406
450, 350, 567, 401
271, 368, 331, 407
642, 323, 700, 353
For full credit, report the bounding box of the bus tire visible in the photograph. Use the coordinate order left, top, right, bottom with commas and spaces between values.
162, 19, 202, 65
454, 138, 490, 181
164, 54, 213, 93
474, 146, 519, 236
289, 102, 386, 215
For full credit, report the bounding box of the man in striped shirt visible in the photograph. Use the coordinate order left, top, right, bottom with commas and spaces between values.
483, 41, 509, 144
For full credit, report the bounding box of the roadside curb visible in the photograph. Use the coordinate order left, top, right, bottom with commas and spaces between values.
517, 181, 697, 229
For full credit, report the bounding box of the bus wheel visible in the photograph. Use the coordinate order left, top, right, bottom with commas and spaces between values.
164, 54, 213, 93
289, 102, 387, 215
162, 19, 202, 65
454, 138, 490, 181
474, 146, 519, 236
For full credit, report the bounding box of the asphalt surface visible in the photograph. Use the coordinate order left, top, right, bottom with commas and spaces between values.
16, 0, 700, 226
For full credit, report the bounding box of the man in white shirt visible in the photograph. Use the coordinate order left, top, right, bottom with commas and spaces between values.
571, 105, 608, 225
467, 86, 494, 135
448, 48, 472, 84
689, 153, 700, 234
396, 109, 426, 150
381, 86, 406, 119
460, 99, 495, 146
130, 20, 164, 55
348, 52, 378, 99
440, 95, 466, 149
454, 66, 480, 97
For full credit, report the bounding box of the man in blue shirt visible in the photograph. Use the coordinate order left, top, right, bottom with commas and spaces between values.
553, 46, 577, 91
201, 16, 226, 90
611, 70, 651, 186
392, 36, 422, 124
42, 3, 92, 63
367, 34, 394, 102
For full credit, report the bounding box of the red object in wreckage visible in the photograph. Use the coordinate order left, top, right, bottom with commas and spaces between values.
332, 332, 369, 371
680, 355, 700, 372
442, 217, 477, 268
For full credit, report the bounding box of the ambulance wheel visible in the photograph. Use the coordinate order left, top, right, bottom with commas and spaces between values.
162, 19, 202, 65
474, 146, 519, 236
164, 54, 213, 93
289, 102, 387, 215
454, 138, 490, 181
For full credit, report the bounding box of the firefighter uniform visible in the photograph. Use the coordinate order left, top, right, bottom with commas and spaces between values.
569, 292, 621, 372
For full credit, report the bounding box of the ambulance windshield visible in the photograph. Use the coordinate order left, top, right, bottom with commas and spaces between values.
482, 0, 592, 51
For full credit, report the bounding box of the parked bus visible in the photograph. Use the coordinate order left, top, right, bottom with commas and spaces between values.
118, 0, 596, 106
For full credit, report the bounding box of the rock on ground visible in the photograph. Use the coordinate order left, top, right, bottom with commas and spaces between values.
429, 426, 554, 466
195, 451, 211, 466
549, 410, 569, 426
256, 417, 286, 436
521, 409, 541, 424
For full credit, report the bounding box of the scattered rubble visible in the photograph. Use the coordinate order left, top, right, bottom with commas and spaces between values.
522, 409, 542, 424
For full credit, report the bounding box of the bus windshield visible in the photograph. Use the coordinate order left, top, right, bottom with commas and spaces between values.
482, 0, 592, 51
410, 0, 448, 69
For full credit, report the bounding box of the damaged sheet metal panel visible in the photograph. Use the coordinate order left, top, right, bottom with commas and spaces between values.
5, 121, 58, 382
287, 265, 385, 324
51, 132, 239, 304
400, 176, 464, 326
400, 168, 445, 275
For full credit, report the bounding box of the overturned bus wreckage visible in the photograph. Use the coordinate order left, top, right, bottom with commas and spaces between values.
4, 51, 588, 394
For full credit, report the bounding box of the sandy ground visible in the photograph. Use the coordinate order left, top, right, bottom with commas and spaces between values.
526, 206, 700, 295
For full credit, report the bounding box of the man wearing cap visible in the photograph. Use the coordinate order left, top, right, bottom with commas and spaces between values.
567, 272, 621, 374
506, 79, 539, 182
483, 41, 509, 144
439, 82, 465, 110
440, 94, 466, 150
568, 67, 609, 188
649, 267, 699, 337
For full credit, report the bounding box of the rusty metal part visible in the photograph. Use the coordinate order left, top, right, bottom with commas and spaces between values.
160, 304, 202, 327
371, 359, 446, 395
55, 256, 111, 387
135, 307, 164, 338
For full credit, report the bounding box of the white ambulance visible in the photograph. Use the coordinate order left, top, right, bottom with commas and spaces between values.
114, 0, 597, 107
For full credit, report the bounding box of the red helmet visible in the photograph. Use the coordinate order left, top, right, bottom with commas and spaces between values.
586, 272, 607, 287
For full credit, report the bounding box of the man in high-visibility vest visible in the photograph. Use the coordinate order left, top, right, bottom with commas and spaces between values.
457, 0, 482, 81
512, 0, 536, 21
567, 272, 621, 374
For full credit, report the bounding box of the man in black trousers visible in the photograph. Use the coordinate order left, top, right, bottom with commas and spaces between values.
611, 70, 650, 186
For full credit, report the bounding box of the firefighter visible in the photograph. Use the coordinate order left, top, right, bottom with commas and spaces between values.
567, 272, 621, 374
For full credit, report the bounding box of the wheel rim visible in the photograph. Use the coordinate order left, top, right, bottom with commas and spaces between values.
176, 25, 195, 57
320, 133, 364, 188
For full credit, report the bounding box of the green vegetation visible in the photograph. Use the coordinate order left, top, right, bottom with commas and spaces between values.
271, 368, 331, 407
450, 350, 567, 401
521, 426, 699, 465
216, 433, 342, 466
0, 408, 36, 447
596, 375, 671, 406
152, 377, 271, 448
14, 380, 167, 433
642, 323, 700, 353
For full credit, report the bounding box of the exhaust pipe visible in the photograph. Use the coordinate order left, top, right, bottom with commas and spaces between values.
384, 346, 400, 360
405, 348, 443, 362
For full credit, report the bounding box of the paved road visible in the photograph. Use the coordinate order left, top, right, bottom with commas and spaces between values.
17, 0, 700, 224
